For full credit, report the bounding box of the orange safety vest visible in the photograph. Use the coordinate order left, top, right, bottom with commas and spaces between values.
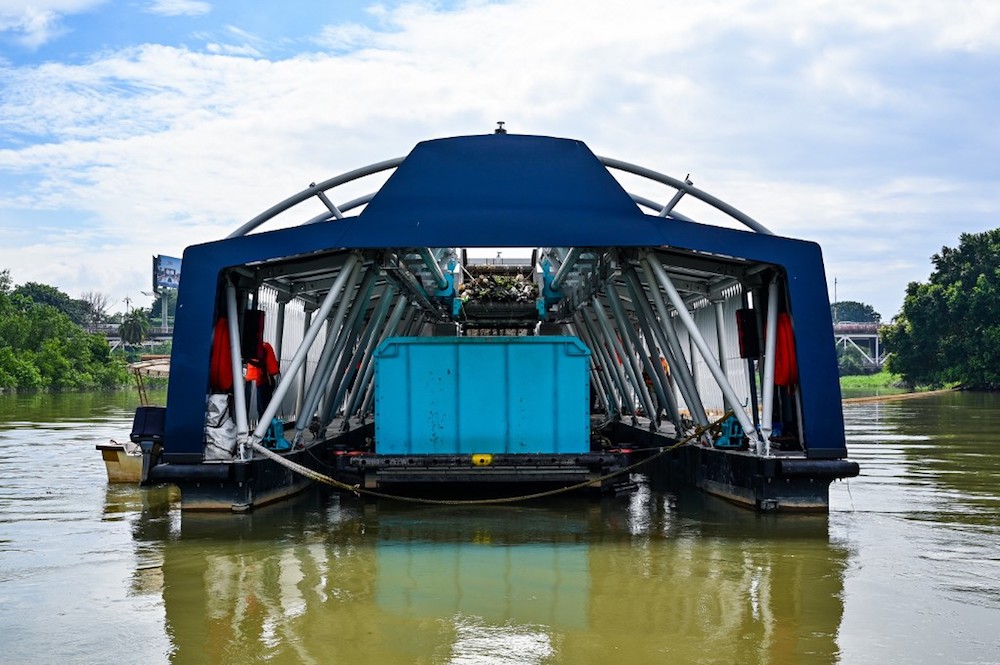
246, 342, 279, 386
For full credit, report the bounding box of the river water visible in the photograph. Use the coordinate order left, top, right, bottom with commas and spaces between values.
0, 390, 998, 664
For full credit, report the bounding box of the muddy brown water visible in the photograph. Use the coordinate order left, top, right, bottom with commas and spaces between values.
0, 390, 998, 664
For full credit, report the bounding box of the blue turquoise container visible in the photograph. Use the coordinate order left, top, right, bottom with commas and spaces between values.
374, 336, 591, 455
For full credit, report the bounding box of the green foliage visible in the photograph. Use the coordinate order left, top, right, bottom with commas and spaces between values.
0, 270, 128, 392
12, 281, 88, 325
831, 300, 881, 323
883, 229, 1000, 389
839, 369, 907, 390
118, 309, 150, 345
836, 344, 868, 376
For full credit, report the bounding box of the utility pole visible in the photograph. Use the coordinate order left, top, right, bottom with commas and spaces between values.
833, 277, 838, 324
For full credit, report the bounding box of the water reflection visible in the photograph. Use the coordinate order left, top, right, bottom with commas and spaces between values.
6, 390, 1000, 664
127, 487, 848, 664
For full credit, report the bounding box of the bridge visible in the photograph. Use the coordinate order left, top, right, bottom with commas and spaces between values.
91, 323, 173, 350
833, 321, 885, 370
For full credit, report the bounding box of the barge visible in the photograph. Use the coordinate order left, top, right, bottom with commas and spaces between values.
136, 129, 858, 511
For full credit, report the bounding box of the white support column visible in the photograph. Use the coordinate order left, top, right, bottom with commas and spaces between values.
295, 307, 313, 418
760, 278, 779, 456
713, 299, 736, 414
644, 254, 760, 449
225, 280, 249, 457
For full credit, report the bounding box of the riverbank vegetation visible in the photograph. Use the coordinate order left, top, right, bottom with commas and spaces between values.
0, 270, 128, 392
839, 369, 903, 390
882, 229, 1000, 390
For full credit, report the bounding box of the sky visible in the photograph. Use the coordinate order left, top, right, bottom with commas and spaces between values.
1, 0, 998, 319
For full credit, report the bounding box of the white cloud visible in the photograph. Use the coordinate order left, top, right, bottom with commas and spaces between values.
1, 0, 999, 316
145, 0, 210, 17
205, 42, 260, 57
0, 8, 63, 48
0, 0, 107, 47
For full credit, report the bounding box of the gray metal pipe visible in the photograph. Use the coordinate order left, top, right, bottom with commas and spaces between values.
620, 271, 682, 428
323, 276, 383, 414
596, 294, 658, 429
760, 278, 780, 456
356, 312, 427, 422
568, 322, 613, 415
551, 247, 583, 291
419, 248, 449, 291
319, 283, 396, 423
295, 261, 363, 435
573, 314, 622, 418
344, 289, 400, 418
580, 308, 634, 417
228, 158, 403, 238
606, 282, 667, 428
644, 254, 760, 448
225, 280, 250, 452
632, 262, 708, 426
574, 315, 617, 414
294, 307, 313, 418
318, 268, 379, 419
713, 299, 734, 412
598, 156, 773, 235
249, 253, 360, 444
350, 293, 409, 419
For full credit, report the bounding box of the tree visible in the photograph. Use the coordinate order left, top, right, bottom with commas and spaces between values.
12, 281, 88, 325
830, 300, 881, 323
0, 270, 127, 391
882, 228, 1000, 389
118, 309, 150, 346
79, 290, 112, 329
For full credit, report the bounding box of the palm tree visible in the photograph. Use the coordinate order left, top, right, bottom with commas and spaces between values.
119, 309, 150, 346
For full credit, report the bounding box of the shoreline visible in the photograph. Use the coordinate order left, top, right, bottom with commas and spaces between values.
841, 388, 958, 404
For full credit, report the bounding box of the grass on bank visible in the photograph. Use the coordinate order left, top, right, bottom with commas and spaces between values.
839, 369, 958, 392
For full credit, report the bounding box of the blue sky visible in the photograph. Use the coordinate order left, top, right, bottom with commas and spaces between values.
1, 0, 999, 318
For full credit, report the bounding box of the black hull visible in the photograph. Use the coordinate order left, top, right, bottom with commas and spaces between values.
147, 424, 373, 512
613, 422, 859, 512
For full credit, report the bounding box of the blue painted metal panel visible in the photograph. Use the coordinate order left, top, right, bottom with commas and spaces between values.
163, 133, 846, 461
374, 337, 591, 455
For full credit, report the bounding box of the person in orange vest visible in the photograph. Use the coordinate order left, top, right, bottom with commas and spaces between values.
245, 341, 280, 417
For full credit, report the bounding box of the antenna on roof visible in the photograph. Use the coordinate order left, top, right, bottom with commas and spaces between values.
494, 121, 507, 134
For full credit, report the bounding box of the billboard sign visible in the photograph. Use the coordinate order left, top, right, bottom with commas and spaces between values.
153, 255, 181, 290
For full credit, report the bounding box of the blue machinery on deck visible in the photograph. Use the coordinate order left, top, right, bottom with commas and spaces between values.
140, 131, 858, 512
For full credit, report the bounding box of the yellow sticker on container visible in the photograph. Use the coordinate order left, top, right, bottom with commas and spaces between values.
471, 454, 493, 467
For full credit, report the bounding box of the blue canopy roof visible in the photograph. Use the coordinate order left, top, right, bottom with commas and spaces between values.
163, 133, 845, 462
344, 134, 663, 247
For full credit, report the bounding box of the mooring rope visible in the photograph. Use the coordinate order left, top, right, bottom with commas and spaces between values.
249, 412, 732, 506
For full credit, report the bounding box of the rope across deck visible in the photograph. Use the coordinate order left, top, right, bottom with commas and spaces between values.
250, 412, 733, 506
